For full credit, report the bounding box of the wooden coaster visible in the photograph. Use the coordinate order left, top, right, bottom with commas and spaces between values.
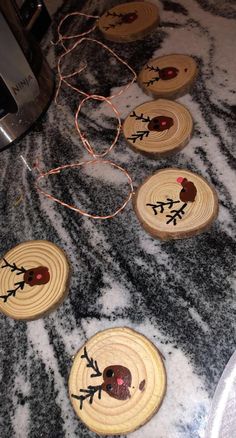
98, 2, 160, 43
134, 168, 218, 240
123, 99, 193, 157
138, 54, 198, 99
0, 240, 70, 320
69, 327, 166, 435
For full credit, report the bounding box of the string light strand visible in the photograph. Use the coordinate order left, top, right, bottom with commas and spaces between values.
75, 94, 122, 158
52, 11, 99, 48
56, 37, 137, 101
36, 159, 134, 219
36, 11, 137, 219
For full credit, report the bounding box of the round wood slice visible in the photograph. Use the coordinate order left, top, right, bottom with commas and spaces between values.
123, 99, 193, 157
98, 2, 159, 43
134, 168, 218, 240
138, 54, 198, 99
0, 240, 70, 320
69, 327, 166, 435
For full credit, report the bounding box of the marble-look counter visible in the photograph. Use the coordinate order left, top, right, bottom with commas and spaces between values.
0, 1, 236, 437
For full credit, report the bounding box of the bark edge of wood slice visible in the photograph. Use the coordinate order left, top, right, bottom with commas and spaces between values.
69, 327, 166, 435
123, 99, 193, 157
138, 54, 198, 99
98, 1, 160, 43
0, 240, 70, 320
134, 168, 219, 240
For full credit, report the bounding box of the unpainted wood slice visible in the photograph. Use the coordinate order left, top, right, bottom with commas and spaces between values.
138, 54, 198, 99
69, 327, 166, 435
98, 2, 159, 43
134, 168, 218, 240
0, 240, 70, 320
123, 99, 193, 157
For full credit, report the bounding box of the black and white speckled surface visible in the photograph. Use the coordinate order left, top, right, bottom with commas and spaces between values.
0, 1, 236, 437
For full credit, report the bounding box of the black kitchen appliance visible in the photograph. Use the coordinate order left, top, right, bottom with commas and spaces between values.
0, 1, 54, 151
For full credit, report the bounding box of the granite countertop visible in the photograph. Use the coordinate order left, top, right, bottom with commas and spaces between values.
0, 1, 236, 437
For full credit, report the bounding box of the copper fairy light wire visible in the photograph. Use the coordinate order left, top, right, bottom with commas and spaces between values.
35, 11, 137, 219
56, 37, 137, 101
75, 94, 122, 158
35, 160, 134, 220
55, 36, 136, 156
55, 61, 87, 105
52, 11, 100, 50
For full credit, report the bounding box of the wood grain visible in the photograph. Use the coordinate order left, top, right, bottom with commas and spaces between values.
0, 240, 70, 320
134, 168, 219, 240
98, 2, 159, 42
69, 327, 166, 435
123, 99, 193, 157
138, 54, 198, 99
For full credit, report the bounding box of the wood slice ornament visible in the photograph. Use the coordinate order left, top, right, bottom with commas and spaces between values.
138, 54, 198, 99
69, 327, 166, 435
123, 99, 193, 157
98, 2, 160, 43
0, 240, 70, 320
134, 168, 218, 240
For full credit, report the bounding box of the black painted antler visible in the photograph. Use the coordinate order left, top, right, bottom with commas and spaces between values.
128, 112, 152, 142
104, 11, 124, 30
106, 11, 123, 18
0, 281, 25, 302
166, 203, 187, 225
130, 111, 151, 123
81, 347, 102, 377
143, 76, 160, 87
143, 65, 160, 87
127, 130, 150, 143
1, 258, 26, 275
71, 347, 103, 409
72, 385, 102, 410
145, 64, 160, 73
146, 199, 180, 215
0, 259, 26, 302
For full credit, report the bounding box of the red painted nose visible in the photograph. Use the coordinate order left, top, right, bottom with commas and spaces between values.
117, 378, 124, 386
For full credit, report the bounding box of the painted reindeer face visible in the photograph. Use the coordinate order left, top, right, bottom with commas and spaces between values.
102, 365, 131, 400
24, 266, 50, 286
71, 347, 145, 409
177, 177, 197, 202
146, 176, 197, 226
0, 260, 50, 302
144, 65, 179, 87
104, 10, 138, 30
127, 111, 174, 143
148, 116, 174, 132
